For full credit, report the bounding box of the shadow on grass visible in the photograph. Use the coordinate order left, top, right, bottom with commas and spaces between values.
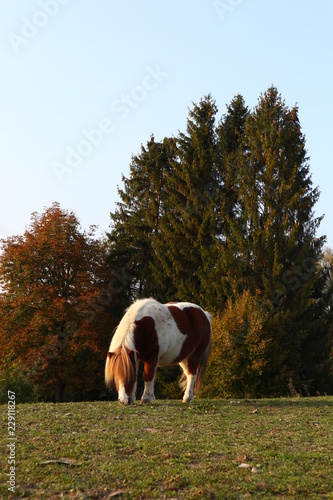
104, 397, 332, 410
268, 399, 331, 408
214, 397, 333, 409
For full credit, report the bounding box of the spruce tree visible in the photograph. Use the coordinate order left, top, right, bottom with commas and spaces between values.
236, 87, 325, 392
107, 136, 175, 305
106, 87, 331, 396
299, 249, 333, 394
152, 95, 219, 305
239, 88, 323, 289
211, 94, 250, 303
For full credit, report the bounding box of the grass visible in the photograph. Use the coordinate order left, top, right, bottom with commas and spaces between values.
1, 397, 333, 499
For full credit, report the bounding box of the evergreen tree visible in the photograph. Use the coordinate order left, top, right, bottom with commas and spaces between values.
234, 87, 325, 393
108, 136, 176, 305
206, 94, 250, 305
238, 88, 323, 292
107, 88, 331, 396
299, 248, 333, 394
152, 95, 219, 305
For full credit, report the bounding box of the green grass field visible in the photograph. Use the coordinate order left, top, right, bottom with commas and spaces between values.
1, 398, 332, 499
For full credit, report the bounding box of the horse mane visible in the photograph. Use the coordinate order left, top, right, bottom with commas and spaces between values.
105, 346, 137, 390
106, 301, 149, 393
109, 299, 157, 353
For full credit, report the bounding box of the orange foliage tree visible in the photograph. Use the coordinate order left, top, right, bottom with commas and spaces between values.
0, 203, 114, 402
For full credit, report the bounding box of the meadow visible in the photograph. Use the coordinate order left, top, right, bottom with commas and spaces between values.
1, 397, 332, 499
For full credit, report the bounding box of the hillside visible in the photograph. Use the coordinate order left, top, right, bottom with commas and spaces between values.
1, 398, 332, 498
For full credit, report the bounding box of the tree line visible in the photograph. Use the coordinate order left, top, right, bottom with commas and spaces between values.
1, 87, 332, 401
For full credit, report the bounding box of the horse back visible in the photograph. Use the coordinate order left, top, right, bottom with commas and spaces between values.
132, 300, 211, 366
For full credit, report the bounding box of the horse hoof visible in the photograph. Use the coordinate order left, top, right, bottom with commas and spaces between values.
141, 397, 154, 404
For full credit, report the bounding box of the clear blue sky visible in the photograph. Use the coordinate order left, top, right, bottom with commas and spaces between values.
1, 1, 332, 247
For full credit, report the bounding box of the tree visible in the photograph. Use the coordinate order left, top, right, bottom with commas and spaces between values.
0, 203, 112, 402
299, 248, 333, 394
238, 87, 324, 292
108, 136, 176, 305
152, 95, 219, 305
204, 94, 250, 305
223, 87, 326, 393
202, 290, 271, 398
106, 88, 332, 396
200, 88, 330, 396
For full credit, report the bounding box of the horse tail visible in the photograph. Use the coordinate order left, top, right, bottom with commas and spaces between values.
105, 346, 137, 389
194, 312, 212, 394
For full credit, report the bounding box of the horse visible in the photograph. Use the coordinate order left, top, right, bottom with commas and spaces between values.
105, 298, 212, 404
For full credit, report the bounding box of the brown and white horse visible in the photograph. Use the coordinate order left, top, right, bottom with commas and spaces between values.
105, 298, 212, 404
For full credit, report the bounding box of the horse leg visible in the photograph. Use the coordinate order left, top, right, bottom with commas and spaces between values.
129, 380, 137, 404
179, 361, 197, 402
183, 373, 197, 402
141, 360, 157, 404
118, 383, 131, 405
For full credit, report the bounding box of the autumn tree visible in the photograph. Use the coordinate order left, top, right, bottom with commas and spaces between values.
0, 203, 113, 402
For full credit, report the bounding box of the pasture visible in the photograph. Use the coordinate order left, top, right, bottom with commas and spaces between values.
1, 398, 332, 499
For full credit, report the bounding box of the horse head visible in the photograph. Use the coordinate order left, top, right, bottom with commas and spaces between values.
105, 347, 137, 404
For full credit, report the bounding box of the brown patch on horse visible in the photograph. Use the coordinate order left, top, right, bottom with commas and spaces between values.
168, 305, 211, 393
167, 306, 209, 362
167, 305, 192, 335
133, 316, 159, 381
143, 360, 157, 382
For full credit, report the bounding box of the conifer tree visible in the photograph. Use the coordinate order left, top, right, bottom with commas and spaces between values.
107, 88, 331, 396
207, 94, 250, 304
108, 136, 176, 304
234, 87, 325, 392
238, 88, 323, 292
152, 96, 219, 305
299, 248, 333, 394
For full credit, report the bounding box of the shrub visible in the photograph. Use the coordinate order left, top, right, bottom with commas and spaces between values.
0, 354, 40, 403
202, 290, 271, 398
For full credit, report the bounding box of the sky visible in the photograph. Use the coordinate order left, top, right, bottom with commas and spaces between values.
1, 1, 333, 248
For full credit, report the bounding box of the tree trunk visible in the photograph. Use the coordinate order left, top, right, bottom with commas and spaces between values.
54, 377, 66, 403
